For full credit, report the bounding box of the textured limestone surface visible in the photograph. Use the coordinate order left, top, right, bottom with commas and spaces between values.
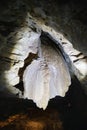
23, 31, 71, 109
0, 0, 87, 105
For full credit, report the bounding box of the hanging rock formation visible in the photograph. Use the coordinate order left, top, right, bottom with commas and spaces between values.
23, 31, 71, 109
0, 0, 87, 109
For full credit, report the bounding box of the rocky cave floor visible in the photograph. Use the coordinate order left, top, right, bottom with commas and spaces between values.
0, 78, 87, 130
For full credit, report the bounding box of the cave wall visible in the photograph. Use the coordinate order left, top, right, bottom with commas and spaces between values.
0, 0, 87, 55
0, 0, 87, 95
0, 1, 87, 129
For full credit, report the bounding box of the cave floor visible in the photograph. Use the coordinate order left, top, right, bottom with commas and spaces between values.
0, 94, 87, 130
0, 78, 87, 130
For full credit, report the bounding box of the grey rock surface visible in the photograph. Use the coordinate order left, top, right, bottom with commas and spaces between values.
0, 0, 87, 100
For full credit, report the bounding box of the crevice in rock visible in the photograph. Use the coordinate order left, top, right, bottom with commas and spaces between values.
18, 53, 38, 81
13, 53, 38, 93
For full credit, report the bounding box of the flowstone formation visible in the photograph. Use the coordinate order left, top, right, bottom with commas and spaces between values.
23, 31, 71, 109
0, 15, 72, 109
0, 0, 87, 109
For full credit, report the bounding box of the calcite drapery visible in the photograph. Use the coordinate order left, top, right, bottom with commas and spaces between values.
23, 31, 71, 109
0, 10, 87, 108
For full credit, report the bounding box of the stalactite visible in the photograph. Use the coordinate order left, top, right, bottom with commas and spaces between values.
23, 31, 71, 109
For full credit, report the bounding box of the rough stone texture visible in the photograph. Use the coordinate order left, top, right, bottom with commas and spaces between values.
0, 0, 87, 99
0, 0, 87, 54
23, 31, 71, 109
0, 107, 63, 130
0, 78, 87, 130
0, 0, 87, 129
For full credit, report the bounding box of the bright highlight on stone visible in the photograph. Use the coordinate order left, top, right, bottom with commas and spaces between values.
23, 32, 71, 109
